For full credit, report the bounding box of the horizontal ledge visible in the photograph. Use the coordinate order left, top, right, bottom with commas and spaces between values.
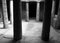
21, 0, 44, 2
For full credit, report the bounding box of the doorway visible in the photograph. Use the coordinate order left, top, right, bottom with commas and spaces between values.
29, 2, 37, 20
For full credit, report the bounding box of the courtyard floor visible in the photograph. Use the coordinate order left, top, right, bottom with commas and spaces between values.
0, 20, 60, 43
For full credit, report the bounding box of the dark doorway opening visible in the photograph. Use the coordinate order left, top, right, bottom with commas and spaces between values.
39, 2, 45, 21
29, 2, 37, 20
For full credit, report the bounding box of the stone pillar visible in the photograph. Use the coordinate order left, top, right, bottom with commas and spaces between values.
10, 0, 13, 24
51, 0, 55, 27
13, 0, 22, 41
2, 0, 9, 28
26, 2, 29, 21
41, 0, 52, 41
36, 2, 40, 21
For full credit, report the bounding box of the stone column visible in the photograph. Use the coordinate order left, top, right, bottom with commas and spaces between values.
41, 0, 52, 41
13, 0, 22, 41
26, 2, 29, 21
2, 0, 9, 28
10, 0, 13, 24
36, 2, 40, 21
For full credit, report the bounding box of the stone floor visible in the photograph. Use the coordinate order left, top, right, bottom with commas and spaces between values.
0, 20, 60, 43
